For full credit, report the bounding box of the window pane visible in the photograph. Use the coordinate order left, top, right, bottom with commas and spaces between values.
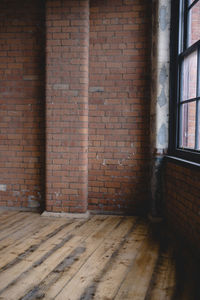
181, 51, 197, 101
180, 102, 196, 149
188, 1, 200, 47
188, 0, 199, 6
198, 101, 200, 149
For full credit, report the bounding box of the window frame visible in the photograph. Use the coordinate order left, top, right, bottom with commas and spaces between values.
169, 0, 200, 164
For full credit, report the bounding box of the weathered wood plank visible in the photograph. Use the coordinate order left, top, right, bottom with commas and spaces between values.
0, 211, 19, 225
36, 216, 125, 299
19, 216, 122, 300
0, 215, 45, 253
93, 220, 149, 300
0, 217, 71, 269
0, 212, 27, 233
0, 211, 193, 300
55, 217, 138, 300
0, 216, 112, 299
114, 236, 160, 300
0, 217, 86, 294
144, 246, 176, 300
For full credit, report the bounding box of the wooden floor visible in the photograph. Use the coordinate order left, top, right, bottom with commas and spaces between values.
0, 211, 199, 300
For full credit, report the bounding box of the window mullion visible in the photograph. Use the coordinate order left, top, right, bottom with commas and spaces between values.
177, 56, 183, 148
179, 0, 184, 53
178, 0, 188, 149
184, 0, 189, 50
179, 103, 183, 147
188, 0, 200, 10
179, 40, 200, 60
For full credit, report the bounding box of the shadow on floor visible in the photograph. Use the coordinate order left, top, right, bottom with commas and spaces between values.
148, 221, 200, 300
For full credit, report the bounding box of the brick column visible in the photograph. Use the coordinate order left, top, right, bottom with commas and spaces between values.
45, 0, 89, 213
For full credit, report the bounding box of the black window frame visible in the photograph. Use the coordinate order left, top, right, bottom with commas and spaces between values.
169, 0, 200, 164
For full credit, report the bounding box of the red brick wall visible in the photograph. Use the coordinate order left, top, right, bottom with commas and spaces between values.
0, 0, 45, 210
45, 0, 89, 213
0, 0, 151, 214
165, 160, 200, 250
88, 0, 151, 213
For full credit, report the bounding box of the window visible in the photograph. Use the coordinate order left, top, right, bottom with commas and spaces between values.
170, 0, 200, 163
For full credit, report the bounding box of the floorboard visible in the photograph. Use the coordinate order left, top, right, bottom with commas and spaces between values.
0, 211, 199, 300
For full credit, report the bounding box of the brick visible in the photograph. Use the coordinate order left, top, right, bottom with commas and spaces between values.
89, 87, 104, 93
53, 84, 69, 90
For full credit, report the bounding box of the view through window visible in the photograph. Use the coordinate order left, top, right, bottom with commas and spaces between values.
171, 0, 200, 162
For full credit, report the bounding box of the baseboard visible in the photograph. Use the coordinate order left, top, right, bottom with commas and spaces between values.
148, 213, 163, 223
0, 206, 40, 213
41, 210, 90, 219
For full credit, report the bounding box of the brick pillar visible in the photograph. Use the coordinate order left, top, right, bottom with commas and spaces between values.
45, 0, 89, 213
150, 0, 171, 218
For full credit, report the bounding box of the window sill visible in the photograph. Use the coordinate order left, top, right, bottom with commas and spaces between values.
165, 155, 200, 170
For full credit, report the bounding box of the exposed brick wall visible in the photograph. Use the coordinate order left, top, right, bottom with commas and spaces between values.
0, 0, 45, 210
165, 159, 200, 251
88, 0, 151, 213
45, 0, 89, 213
0, 0, 151, 214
